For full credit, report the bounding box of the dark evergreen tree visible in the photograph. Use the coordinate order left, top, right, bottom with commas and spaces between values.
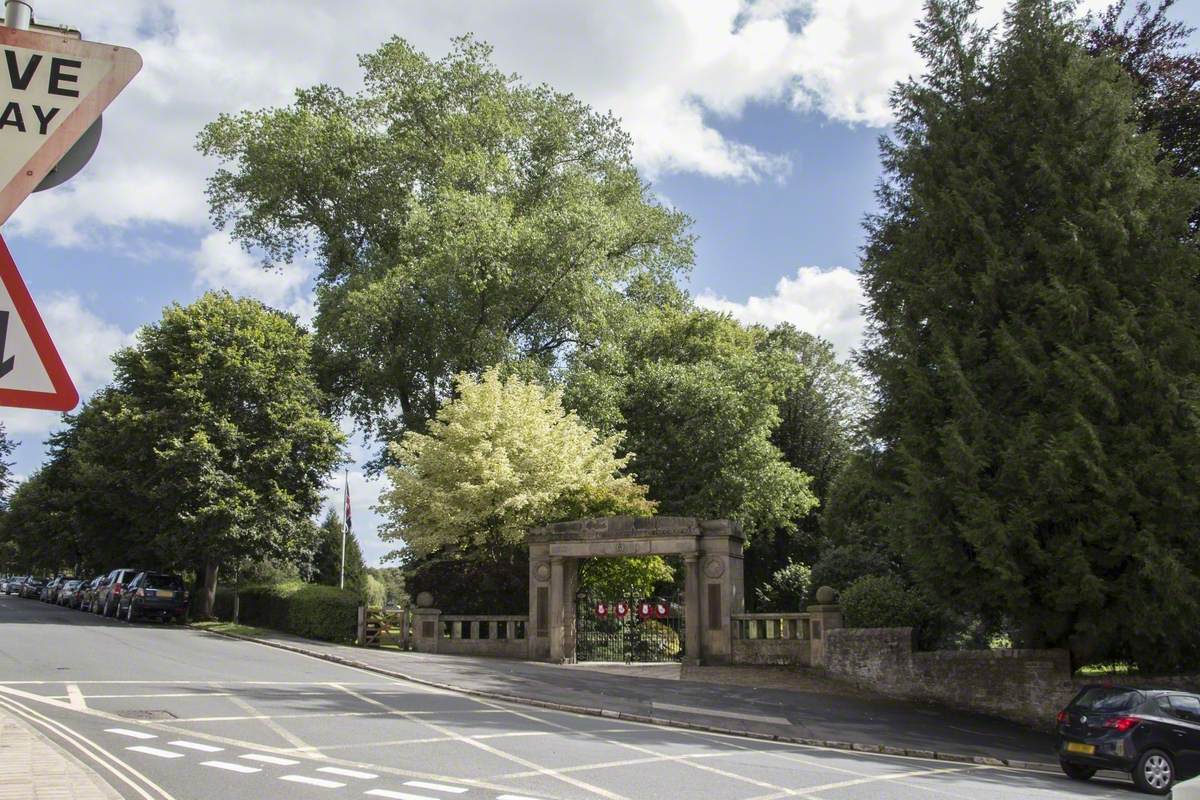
311, 509, 365, 594
861, 0, 1200, 670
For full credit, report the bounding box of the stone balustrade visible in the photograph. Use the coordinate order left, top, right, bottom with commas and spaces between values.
731, 612, 813, 665
409, 607, 530, 659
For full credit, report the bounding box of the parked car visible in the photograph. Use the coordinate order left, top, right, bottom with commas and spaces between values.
79, 576, 104, 612
1058, 684, 1200, 794
94, 568, 140, 617
57, 579, 84, 607
44, 576, 73, 604
117, 572, 189, 623
19, 577, 47, 599
2, 576, 25, 595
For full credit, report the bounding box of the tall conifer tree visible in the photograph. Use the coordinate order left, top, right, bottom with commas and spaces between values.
861, 0, 1200, 669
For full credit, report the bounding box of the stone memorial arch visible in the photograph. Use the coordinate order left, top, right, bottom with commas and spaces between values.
527, 516, 745, 664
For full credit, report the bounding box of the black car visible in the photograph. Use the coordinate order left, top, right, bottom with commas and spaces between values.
19, 577, 47, 599
117, 572, 189, 623
1057, 684, 1200, 794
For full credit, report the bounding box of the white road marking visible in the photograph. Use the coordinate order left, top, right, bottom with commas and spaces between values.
317, 766, 378, 779
403, 780, 467, 793
497, 796, 546, 800
168, 740, 224, 752
240, 753, 300, 765
126, 745, 185, 759
104, 728, 157, 740
651, 701, 791, 727
201, 760, 261, 774
280, 774, 346, 788
65, 683, 87, 710
227, 693, 320, 756
366, 791, 439, 800
72, 692, 234, 699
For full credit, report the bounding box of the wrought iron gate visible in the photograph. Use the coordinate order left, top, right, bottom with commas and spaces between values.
574, 597, 685, 663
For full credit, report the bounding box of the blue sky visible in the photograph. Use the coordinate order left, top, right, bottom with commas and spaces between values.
2, 0, 1197, 565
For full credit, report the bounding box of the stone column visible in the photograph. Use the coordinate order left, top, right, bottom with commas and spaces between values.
807, 587, 842, 667
549, 556, 566, 663
410, 607, 441, 654
684, 553, 701, 665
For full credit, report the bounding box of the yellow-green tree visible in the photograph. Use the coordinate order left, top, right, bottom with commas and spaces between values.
380, 369, 654, 558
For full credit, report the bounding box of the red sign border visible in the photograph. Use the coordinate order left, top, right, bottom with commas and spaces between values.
0, 27, 143, 226
0, 234, 77, 411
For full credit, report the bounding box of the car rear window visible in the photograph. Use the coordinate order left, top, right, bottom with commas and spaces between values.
1072, 687, 1143, 712
144, 574, 184, 590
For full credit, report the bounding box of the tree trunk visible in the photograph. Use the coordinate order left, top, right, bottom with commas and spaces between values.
201, 560, 219, 619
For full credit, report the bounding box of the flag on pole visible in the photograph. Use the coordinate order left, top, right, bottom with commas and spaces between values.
344, 472, 352, 533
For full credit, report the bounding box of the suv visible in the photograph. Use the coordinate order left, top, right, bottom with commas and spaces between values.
79, 576, 104, 612
20, 577, 47, 599
93, 568, 140, 618
117, 572, 189, 623
44, 576, 73, 604
1057, 685, 1200, 794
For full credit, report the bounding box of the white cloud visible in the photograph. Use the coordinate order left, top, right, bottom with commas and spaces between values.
4, 0, 1115, 244
697, 265, 866, 358
192, 232, 316, 324
3, 293, 136, 436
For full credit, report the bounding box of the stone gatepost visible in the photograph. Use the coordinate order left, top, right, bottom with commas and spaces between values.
410, 592, 441, 654
807, 586, 842, 667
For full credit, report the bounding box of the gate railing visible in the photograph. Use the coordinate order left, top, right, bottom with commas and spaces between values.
357, 607, 409, 648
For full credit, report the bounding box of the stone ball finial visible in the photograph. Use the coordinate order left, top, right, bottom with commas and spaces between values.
415, 591, 435, 608
815, 585, 837, 605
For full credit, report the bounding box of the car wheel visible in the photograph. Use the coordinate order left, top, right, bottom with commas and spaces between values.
1060, 761, 1095, 781
126, 603, 136, 623
103, 600, 112, 618
1133, 749, 1175, 795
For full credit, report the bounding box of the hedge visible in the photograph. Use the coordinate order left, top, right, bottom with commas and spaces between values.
217, 581, 360, 643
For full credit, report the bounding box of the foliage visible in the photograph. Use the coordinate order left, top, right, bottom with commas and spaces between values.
234, 581, 360, 643
310, 509, 365, 593
565, 306, 817, 541
1088, 0, 1200, 234
840, 575, 929, 631
365, 567, 406, 606
399, 541, 528, 614
859, 0, 1200, 669
379, 369, 653, 559
363, 574, 387, 608
0, 423, 14, 510
754, 559, 812, 612
578, 556, 675, 599
198, 35, 693, 457
809, 545, 895, 595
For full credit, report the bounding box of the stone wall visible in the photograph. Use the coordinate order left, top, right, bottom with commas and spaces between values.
823, 627, 1073, 729
732, 637, 812, 666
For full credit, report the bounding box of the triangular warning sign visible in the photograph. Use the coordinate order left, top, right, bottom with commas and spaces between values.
0, 27, 142, 226
0, 234, 77, 411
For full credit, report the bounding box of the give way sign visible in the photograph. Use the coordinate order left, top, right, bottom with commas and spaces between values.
0, 26, 142, 226
0, 234, 76, 410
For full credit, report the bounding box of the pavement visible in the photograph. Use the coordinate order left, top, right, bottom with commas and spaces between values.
0, 702, 121, 799
0, 592, 1144, 800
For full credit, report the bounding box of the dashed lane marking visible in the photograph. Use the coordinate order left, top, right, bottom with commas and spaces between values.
126, 745, 185, 759
280, 774, 346, 788
365, 791, 440, 800
240, 753, 301, 766
317, 766, 379, 779
201, 760, 261, 774
403, 780, 468, 793
66, 683, 87, 710
105, 728, 157, 740
331, 683, 628, 800
167, 740, 224, 752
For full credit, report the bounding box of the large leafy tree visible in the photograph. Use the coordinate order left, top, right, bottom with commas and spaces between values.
380, 369, 657, 612
566, 306, 817, 542
198, 36, 692, 456
0, 423, 14, 510
92, 292, 345, 616
861, 0, 1200, 669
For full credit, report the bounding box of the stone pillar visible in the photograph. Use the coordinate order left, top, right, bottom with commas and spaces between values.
528, 541, 552, 660
807, 587, 842, 667
683, 553, 701, 665
549, 556, 566, 663
411, 607, 441, 654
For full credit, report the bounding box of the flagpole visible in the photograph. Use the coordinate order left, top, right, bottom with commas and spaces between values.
340, 469, 347, 590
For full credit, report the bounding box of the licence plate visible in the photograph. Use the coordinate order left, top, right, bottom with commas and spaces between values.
156, 590, 173, 599
1066, 742, 1095, 755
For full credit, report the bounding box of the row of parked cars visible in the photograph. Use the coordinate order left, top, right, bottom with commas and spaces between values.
1, 569, 190, 622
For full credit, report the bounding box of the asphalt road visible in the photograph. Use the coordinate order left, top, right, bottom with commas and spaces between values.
0, 594, 1143, 800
